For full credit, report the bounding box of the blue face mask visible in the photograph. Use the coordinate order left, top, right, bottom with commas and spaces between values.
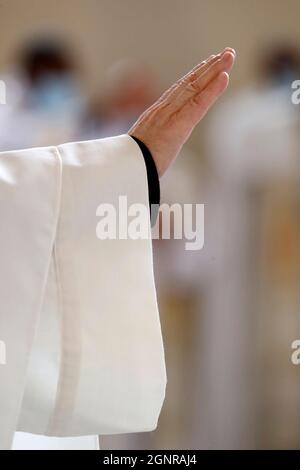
30, 73, 81, 115
273, 67, 299, 88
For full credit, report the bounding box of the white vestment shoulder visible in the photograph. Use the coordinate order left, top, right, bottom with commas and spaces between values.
0, 135, 166, 450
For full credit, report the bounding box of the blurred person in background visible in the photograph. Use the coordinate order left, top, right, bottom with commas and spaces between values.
81, 58, 158, 140
0, 37, 85, 151
203, 41, 300, 449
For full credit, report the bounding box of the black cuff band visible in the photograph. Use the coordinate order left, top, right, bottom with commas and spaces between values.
130, 135, 160, 227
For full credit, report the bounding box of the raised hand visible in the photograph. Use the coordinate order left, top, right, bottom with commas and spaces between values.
129, 48, 236, 176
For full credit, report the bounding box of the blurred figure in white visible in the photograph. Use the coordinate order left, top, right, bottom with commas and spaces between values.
81, 58, 158, 140
204, 42, 300, 449
0, 37, 84, 151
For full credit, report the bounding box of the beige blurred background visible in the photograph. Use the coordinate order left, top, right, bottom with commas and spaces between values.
2, 0, 300, 450
1, 0, 300, 152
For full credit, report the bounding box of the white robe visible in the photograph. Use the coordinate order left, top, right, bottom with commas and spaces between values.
0, 134, 166, 450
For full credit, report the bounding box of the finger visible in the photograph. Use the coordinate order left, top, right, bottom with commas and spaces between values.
179, 47, 235, 90
189, 47, 235, 78
132, 48, 235, 127
196, 71, 230, 120
172, 51, 235, 111
178, 71, 230, 127
132, 53, 221, 125
161, 48, 234, 104
156, 47, 235, 108
155, 54, 219, 106
195, 51, 235, 87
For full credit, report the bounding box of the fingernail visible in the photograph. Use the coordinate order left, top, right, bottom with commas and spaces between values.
224, 47, 236, 55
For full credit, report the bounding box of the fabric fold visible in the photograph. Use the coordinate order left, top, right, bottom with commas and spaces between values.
0, 146, 62, 450
1, 135, 166, 449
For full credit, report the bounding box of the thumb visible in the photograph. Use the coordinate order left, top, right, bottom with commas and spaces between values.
177, 71, 230, 129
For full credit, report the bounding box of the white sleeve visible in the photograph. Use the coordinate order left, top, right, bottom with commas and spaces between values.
0, 135, 166, 450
